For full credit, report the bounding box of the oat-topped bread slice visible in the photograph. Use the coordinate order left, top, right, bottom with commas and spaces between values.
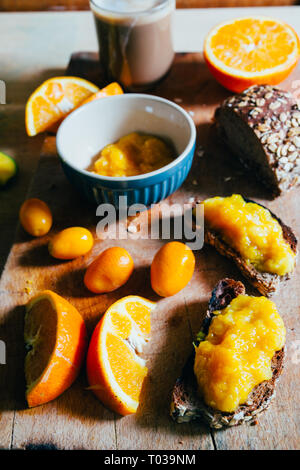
196, 194, 297, 296
215, 85, 300, 196
170, 279, 285, 429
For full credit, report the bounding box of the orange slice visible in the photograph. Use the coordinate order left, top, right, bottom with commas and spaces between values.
24, 290, 87, 407
80, 82, 123, 106
204, 16, 300, 93
25, 76, 99, 136
47, 82, 124, 134
86, 296, 156, 415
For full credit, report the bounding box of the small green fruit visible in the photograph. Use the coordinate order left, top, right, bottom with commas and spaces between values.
0, 151, 18, 186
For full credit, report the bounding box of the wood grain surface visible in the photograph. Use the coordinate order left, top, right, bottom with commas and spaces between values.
0, 52, 300, 450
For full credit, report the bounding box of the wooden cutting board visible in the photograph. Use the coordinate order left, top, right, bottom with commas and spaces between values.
0, 52, 300, 450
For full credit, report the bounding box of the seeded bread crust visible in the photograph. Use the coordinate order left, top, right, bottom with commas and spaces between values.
215, 85, 300, 196
170, 279, 285, 429
202, 198, 297, 296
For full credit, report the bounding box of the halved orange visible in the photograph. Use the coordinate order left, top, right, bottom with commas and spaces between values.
24, 290, 87, 408
25, 76, 99, 136
86, 296, 156, 415
204, 16, 300, 93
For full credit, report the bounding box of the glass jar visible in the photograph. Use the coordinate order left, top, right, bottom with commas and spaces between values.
90, 0, 175, 91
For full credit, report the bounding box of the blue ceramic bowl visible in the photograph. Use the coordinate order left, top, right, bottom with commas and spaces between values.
56, 94, 196, 207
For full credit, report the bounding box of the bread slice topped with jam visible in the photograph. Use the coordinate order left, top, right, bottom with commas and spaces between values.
194, 194, 297, 296
171, 278, 286, 428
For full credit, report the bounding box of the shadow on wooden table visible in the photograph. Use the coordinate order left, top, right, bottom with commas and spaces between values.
199, 125, 274, 202
0, 305, 27, 412
55, 372, 117, 424
153, 53, 229, 108
18, 240, 58, 268
133, 298, 212, 440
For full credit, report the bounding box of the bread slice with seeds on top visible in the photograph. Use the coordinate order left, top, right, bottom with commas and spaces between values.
214, 85, 300, 197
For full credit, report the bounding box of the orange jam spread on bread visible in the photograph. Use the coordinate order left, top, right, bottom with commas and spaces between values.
90, 132, 174, 177
194, 295, 286, 413
203, 194, 295, 276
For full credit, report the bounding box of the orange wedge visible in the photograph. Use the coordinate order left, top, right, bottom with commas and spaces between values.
47, 82, 123, 133
25, 76, 99, 136
204, 16, 300, 93
24, 290, 87, 408
86, 296, 156, 415
80, 82, 123, 106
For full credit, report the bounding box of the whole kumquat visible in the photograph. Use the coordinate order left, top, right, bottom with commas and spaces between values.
150, 241, 195, 297
19, 198, 52, 237
48, 226, 94, 260
84, 246, 134, 294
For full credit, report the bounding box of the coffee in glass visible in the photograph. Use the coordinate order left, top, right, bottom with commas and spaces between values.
90, 0, 175, 91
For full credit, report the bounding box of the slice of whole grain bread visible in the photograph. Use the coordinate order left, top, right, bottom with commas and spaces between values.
201, 197, 297, 296
170, 278, 285, 429
214, 85, 300, 197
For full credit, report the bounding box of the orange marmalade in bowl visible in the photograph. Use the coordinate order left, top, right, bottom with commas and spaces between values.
203, 194, 296, 276
89, 132, 174, 177
194, 295, 286, 413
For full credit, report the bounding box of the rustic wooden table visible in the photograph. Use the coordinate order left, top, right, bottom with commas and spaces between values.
1, 6, 300, 273
0, 7, 300, 451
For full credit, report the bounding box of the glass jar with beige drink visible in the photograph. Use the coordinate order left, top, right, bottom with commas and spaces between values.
90, 0, 175, 91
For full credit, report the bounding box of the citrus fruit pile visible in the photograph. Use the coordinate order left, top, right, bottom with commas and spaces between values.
21, 196, 196, 415
19, 196, 196, 299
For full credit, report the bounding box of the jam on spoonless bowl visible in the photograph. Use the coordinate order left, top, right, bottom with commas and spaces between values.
88, 132, 175, 177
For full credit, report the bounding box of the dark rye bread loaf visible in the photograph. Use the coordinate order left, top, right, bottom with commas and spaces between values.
170, 279, 285, 429
215, 85, 300, 196
201, 197, 297, 296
